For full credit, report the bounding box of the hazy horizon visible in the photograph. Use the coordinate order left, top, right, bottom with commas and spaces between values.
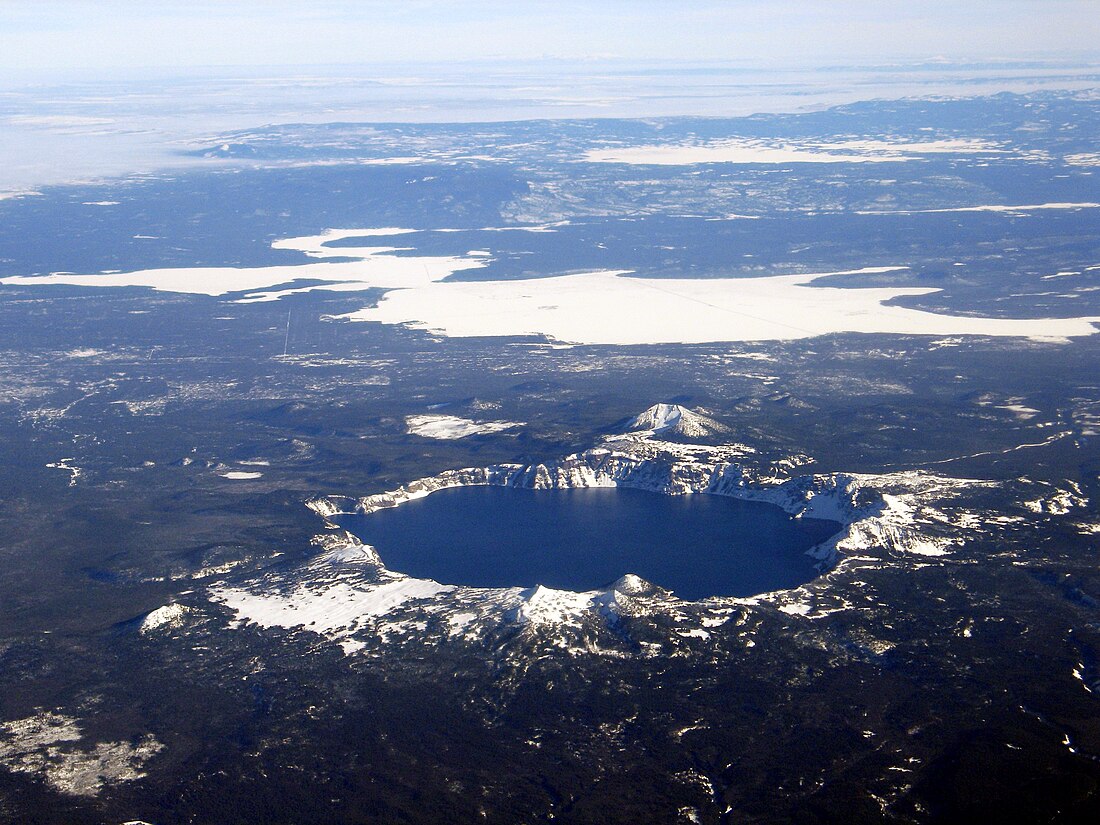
3, 1, 1099, 73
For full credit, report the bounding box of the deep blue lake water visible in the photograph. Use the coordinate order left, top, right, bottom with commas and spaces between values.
336, 486, 841, 599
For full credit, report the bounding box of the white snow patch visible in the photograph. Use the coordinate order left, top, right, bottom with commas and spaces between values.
583, 137, 1002, 166
778, 602, 813, 616
220, 471, 263, 480
1072, 666, 1093, 692
585, 142, 902, 165
46, 458, 82, 487
677, 628, 711, 640
678, 805, 703, 824
828, 138, 1003, 154
405, 414, 522, 439
340, 639, 367, 655
996, 403, 1039, 420
700, 614, 733, 628
447, 612, 479, 636
0, 712, 162, 798
857, 202, 1100, 215
212, 576, 453, 636
1022, 486, 1085, 515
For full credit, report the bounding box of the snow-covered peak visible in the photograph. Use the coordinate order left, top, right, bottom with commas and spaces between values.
139, 603, 189, 635
322, 536, 382, 566
516, 585, 595, 627
626, 403, 729, 438
609, 573, 654, 596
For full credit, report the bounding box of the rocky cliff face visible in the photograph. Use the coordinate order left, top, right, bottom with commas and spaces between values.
311, 442, 867, 529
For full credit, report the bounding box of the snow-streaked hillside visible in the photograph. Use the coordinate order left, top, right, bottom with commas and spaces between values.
624, 403, 730, 438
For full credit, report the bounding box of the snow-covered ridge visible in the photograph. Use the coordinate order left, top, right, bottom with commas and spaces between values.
309, 444, 868, 532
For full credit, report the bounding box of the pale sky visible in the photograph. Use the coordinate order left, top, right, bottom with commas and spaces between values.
2, 0, 1098, 71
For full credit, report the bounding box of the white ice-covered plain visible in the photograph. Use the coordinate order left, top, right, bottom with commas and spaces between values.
856, 202, 1100, 215
405, 414, 523, 439
0, 228, 487, 298
5, 230, 1099, 345
346, 267, 1100, 345
582, 137, 1004, 165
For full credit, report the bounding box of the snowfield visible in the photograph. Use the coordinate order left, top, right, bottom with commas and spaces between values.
212, 576, 454, 635
405, 414, 523, 439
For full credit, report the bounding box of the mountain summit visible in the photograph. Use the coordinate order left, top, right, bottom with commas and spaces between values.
625, 403, 729, 438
